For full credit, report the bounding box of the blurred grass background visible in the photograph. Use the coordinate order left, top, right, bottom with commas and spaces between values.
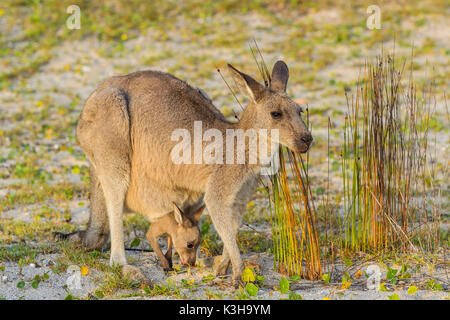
1, 0, 449, 88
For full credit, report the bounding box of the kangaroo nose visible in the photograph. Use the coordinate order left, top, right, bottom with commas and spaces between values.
301, 134, 313, 146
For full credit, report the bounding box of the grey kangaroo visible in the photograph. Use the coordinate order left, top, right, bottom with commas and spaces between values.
146, 204, 205, 270
57, 60, 312, 285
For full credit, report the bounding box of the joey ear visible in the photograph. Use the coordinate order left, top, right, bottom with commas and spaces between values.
190, 204, 206, 224
270, 60, 289, 92
227, 63, 265, 103
173, 203, 184, 225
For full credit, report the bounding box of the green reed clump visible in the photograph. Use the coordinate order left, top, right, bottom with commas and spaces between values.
269, 147, 322, 280
337, 54, 439, 253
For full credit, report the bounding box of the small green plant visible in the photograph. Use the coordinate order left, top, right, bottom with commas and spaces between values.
388, 293, 400, 300
426, 279, 443, 291
240, 268, 259, 298
407, 286, 418, 295
386, 264, 411, 284
279, 277, 289, 294
16, 272, 50, 290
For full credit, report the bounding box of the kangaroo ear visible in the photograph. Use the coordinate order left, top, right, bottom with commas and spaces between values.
190, 204, 205, 224
271, 60, 289, 92
227, 63, 265, 103
173, 203, 184, 225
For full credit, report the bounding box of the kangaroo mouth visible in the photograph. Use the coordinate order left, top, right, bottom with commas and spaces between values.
298, 144, 310, 153
288, 141, 311, 154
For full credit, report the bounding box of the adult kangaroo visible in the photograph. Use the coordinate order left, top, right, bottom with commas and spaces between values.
59, 60, 312, 285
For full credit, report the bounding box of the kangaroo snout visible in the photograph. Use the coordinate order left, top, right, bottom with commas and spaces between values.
301, 133, 313, 146
296, 132, 313, 153
180, 256, 196, 266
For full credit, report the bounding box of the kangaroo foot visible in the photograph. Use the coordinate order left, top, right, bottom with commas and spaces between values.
160, 257, 173, 272
213, 255, 231, 276
163, 252, 173, 271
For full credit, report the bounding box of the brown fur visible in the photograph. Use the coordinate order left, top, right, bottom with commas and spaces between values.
56, 61, 312, 285
146, 204, 204, 270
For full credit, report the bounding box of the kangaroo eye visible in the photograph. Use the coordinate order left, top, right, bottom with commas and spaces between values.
187, 242, 194, 249
270, 111, 282, 119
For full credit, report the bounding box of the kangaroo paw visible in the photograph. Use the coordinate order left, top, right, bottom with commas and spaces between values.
160, 258, 173, 272
164, 252, 173, 269
213, 255, 231, 276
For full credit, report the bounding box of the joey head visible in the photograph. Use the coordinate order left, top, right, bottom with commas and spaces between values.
146, 204, 204, 270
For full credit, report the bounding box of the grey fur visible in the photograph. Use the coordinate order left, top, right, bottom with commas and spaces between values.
56, 61, 312, 285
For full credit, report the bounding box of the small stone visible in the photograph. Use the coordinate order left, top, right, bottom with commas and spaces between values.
1, 275, 7, 283
29, 263, 36, 268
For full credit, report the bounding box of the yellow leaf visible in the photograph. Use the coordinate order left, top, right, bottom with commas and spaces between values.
407, 286, 418, 295
63, 65, 70, 71
0, 9, 4, 16
354, 270, 362, 279
80, 266, 89, 276
187, 279, 195, 285
323, 297, 331, 300
241, 268, 255, 282
121, 34, 128, 41
379, 282, 389, 292
341, 281, 351, 289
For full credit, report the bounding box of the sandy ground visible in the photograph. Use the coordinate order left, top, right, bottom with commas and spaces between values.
1, 248, 448, 300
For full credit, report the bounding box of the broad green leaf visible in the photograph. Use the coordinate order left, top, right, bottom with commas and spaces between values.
407, 286, 418, 295
279, 277, 289, 294
241, 268, 255, 283
426, 280, 443, 291
388, 293, 400, 300
245, 283, 258, 297
31, 280, 39, 289
379, 282, 389, 292
289, 291, 302, 300
17, 281, 25, 289
387, 268, 398, 281
322, 273, 331, 284
130, 238, 140, 248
